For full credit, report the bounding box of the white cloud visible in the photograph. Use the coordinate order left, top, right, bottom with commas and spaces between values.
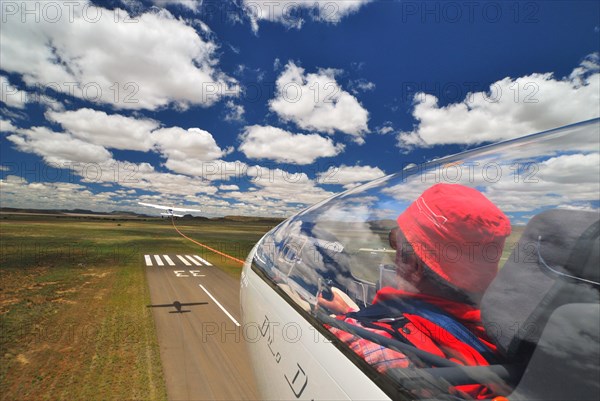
349, 78, 376, 94
237, 165, 336, 206
397, 54, 600, 150
376, 121, 395, 135
269, 62, 369, 143
243, 0, 372, 32
160, 159, 247, 181
382, 146, 600, 216
5, 107, 233, 178
239, 125, 345, 164
317, 165, 386, 189
0, 119, 17, 133
537, 153, 600, 185
0, 176, 121, 211
6, 126, 112, 164
0, 2, 238, 111
69, 159, 219, 196
1, 76, 28, 109
151, 0, 202, 11
224, 100, 245, 122
123, 162, 219, 196
46, 108, 159, 151
219, 184, 240, 191
1, 76, 66, 111
152, 127, 231, 163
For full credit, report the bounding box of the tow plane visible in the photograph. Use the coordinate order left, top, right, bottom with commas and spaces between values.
138, 202, 201, 218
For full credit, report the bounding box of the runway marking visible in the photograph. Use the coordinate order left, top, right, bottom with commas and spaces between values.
193, 255, 212, 266
176, 255, 192, 266
163, 255, 175, 266
154, 255, 164, 266
144, 255, 153, 266
173, 270, 205, 277
199, 284, 240, 327
185, 255, 202, 266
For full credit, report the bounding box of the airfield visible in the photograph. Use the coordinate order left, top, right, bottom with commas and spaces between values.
145, 252, 258, 399
0, 212, 281, 400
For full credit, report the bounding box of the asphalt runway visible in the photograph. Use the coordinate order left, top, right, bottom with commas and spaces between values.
144, 253, 260, 400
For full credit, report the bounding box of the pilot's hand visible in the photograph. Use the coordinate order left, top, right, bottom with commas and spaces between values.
318, 291, 356, 315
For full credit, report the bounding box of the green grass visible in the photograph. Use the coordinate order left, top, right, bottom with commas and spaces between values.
0, 214, 278, 401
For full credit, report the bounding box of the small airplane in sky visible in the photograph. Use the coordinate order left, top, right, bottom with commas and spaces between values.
138, 202, 202, 218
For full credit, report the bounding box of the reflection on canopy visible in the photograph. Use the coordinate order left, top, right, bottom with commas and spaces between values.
251, 118, 599, 400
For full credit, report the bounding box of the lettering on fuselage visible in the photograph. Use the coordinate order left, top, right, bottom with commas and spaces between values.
259, 315, 309, 398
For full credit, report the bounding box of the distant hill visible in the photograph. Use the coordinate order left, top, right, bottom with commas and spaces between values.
214, 215, 285, 224
0, 207, 286, 223
0, 207, 149, 218
180, 214, 210, 221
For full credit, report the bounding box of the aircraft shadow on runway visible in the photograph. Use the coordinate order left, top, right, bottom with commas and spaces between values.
147, 300, 208, 314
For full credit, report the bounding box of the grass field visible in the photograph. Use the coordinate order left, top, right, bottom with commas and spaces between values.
0, 214, 279, 401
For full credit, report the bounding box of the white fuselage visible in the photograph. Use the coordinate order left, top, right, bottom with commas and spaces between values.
240, 245, 390, 400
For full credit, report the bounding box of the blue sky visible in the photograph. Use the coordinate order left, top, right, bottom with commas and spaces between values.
1, 0, 599, 217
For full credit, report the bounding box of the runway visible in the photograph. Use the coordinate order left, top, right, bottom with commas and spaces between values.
144, 254, 260, 400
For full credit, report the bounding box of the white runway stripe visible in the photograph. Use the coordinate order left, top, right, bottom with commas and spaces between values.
176, 255, 192, 266
193, 255, 212, 266
199, 285, 240, 327
153, 255, 164, 266
163, 255, 175, 266
144, 255, 153, 266
185, 255, 202, 266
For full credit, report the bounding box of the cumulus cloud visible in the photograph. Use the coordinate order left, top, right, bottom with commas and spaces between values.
348, 78, 376, 94
151, 0, 202, 11
219, 184, 240, 191
224, 100, 245, 122
0, 119, 17, 133
243, 0, 372, 32
46, 108, 159, 151
238, 165, 336, 206
7, 107, 233, 177
397, 53, 600, 150
382, 139, 600, 216
269, 62, 369, 143
537, 153, 600, 185
152, 127, 231, 163
239, 125, 345, 164
317, 164, 386, 189
157, 158, 247, 181
376, 121, 395, 135
0, 175, 122, 211
1, 76, 28, 109
0, 2, 238, 111
68, 159, 219, 196
1, 76, 66, 111
6, 127, 113, 164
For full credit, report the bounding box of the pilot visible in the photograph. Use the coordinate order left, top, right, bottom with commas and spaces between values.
318, 183, 511, 399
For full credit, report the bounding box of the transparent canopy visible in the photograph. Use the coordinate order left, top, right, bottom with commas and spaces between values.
251, 119, 600, 400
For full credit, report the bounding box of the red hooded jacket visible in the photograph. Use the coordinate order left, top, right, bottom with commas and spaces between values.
327, 287, 499, 399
